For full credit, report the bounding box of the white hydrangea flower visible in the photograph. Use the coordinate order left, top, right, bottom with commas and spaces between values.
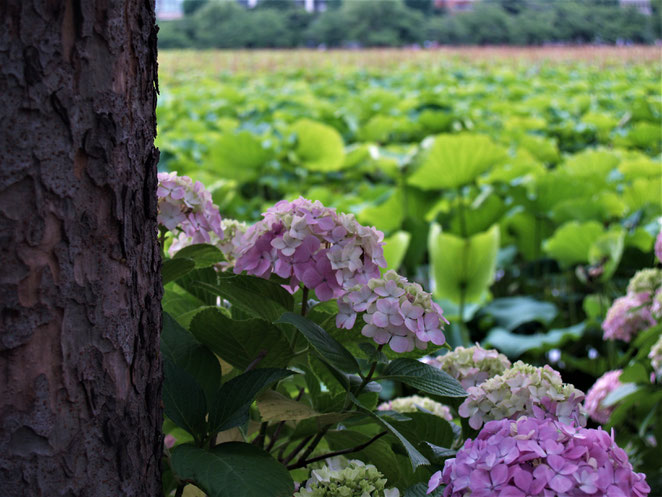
423, 345, 511, 389
378, 395, 453, 421
458, 361, 586, 430
294, 460, 400, 497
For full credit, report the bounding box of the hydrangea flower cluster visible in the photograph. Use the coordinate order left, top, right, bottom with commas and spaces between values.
584, 370, 623, 424
602, 292, 657, 342
157, 172, 223, 244
458, 361, 586, 430
295, 460, 400, 497
336, 270, 448, 353
627, 268, 662, 295
648, 334, 662, 382
428, 415, 650, 497
233, 197, 386, 300
378, 395, 453, 422
423, 345, 511, 389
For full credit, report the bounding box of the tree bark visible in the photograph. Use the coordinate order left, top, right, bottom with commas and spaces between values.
0, 1, 162, 496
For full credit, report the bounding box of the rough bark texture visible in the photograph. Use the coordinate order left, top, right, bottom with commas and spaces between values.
0, 1, 162, 495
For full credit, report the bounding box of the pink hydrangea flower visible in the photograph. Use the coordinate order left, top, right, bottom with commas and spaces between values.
337, 270, 448, 353
423, 345, 511, 389
233, 198, 386, 300
157, 172, 223, 244
429, 415, 650, 497
602, 292, 656, 342
584, 370, 623, 424
458, 361, 586, 430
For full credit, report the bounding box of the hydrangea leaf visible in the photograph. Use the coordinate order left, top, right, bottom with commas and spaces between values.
292, 119, 345, 172
208, 368, 295, 433
276, 312, 360, 374
381, 358, 467, 399
428, 223, 500, 304
163, 359, 208, 441
173, 243, 225, 268
408, 134, 508, 190
162, 312, 222, 406
190, 308, 293, 370
162, 257, 195, 285
171, 443, 294, 497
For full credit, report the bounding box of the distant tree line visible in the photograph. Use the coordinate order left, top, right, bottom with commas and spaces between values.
158, 0, 661, 48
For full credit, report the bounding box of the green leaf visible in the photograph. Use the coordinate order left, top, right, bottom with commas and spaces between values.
161, 313, 222, 406
256, 390, 350, 426
351, 395, 430, 470
485, 323, 585, 358
190, 308, 292, 370
174, 243, 225, 268
480, 297, 558, 331
162, 257, 196, 285
163, 359, 208, 440
603, 383, 641, 407
276, 312, 360, 374
620, 363, 649, 384
543, 221, 604, 267
292, 119, 345, 172
209, 368, 295, 433
404, 483, 444, 497
382, 231, 411, 273
387, 411, 456, 462
171, 443, 293, 497
206, 131, 272, 182
194, 274, 293, 322
357, 189, 405, 233
589, 228, 625, 281
408, 134, 508, 190
381, 358, 467, 399
428, 223, 500, 304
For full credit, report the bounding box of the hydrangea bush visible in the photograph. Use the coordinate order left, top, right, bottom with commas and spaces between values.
156, 176, 655, 497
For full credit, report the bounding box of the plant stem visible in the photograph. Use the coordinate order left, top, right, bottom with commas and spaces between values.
301, 286, 309, 316
244, 349, 268, 373
266, 388, 304, 453
280, 435, 314, 465
287, 431, 388, 470
175, 484, 185, 497
254, 421, 268, 449
293, 427, 329, 467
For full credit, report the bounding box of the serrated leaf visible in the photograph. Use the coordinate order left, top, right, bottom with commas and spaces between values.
190, 308, 292, 370
161, 313, 222, 406
194, 274, 293, 322
163, 359, 208, 441
171, 443, 293, 497
381, 358, 467, 399
276, 312, 359, 374
174, 243, 225, 268
209, 368, 295, 433
163, 257, 196, 284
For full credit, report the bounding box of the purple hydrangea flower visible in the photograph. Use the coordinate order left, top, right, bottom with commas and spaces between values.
233, 197, 386, 301
584, 369, 623, 424
337, 270, 448, 353
429, 415, 650, 497
157, 171, 223, 245
602, 292, 656, 342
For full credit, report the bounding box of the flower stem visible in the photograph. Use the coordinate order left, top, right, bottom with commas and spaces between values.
301, 286, 309, 316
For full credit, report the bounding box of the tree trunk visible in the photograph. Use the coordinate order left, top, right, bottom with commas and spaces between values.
0, 1, 162, 496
